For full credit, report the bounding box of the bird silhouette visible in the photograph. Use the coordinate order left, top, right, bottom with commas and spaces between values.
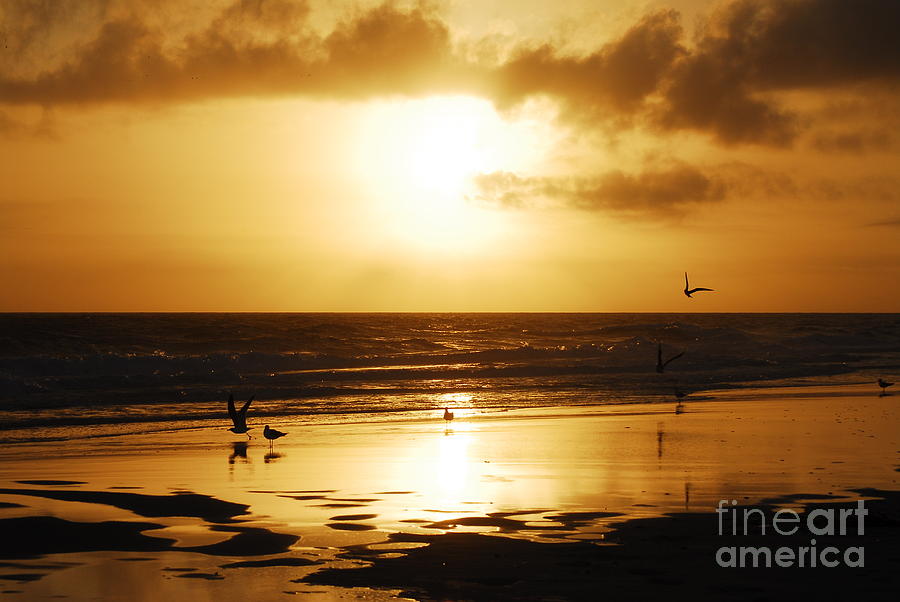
674, 387, 689, 400
878, 378, 894, 395
263, 425, 287, 449
227, 394, 255, 437
443, 407, 455, 423
656, 343, 684, 373
684, 272, 714, 298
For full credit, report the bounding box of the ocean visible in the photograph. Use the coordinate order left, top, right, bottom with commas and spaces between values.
1, 313, 898, 442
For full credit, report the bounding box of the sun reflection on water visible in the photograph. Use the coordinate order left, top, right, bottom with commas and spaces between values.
436, 430, 472, 497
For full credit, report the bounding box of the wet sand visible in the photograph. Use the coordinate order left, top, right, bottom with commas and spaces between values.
0, 383, 897, 600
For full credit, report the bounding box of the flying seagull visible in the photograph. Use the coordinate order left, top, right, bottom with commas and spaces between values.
227, 394, 255, 438
878, 378, 894, 394
656, 343, 684, 374
443, 407, 455, 423
684, 272, 714, 298
263, 425, 287, 449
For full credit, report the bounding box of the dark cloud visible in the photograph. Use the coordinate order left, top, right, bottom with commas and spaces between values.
490, 10, 684, 116
473, 164, 728, 219
488, 0, 900, 144
471, 161, 810, 219
809, 176, 900, 204
651, 0, 900, 145
723, 0, 900, 90
811, 130, 893, 154
572, 166, 727, 216
2, 0, 900, 147
0, 1, 468, 105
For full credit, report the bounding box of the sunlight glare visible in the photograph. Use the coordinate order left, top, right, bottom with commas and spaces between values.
353, 96, 553, 253
437, 431, 472, 496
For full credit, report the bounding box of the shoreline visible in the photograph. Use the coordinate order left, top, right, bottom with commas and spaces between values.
0, 383, 897, 600
0, 377, 891, 445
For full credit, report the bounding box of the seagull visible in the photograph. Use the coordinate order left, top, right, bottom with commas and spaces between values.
684, 272, 714, 298
263, 425, 287, 449
878, 379, 894, 395
227, 394, 255, 438
443, 407, 454, 423
656, 343, 684, 373
674, 387, 689, 400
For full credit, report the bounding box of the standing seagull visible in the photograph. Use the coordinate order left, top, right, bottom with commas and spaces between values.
263, 425, 287, 450
227, 394, 255, 438
878, 378, 894, 395
443, 407, 454, 424
684, 272, 714, 298
656, 343, 684, 374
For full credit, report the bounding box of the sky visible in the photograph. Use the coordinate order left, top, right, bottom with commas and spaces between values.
1, 0, 899, 311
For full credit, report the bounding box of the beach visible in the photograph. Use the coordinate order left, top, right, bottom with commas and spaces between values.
5, 0, 900, 597
1, 383, 897, 600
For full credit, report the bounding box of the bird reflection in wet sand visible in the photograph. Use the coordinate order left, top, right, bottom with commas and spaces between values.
657, 422, 665, 459
228, 441, 250, 465
264, 451, 284, 464
674, 387, 688, 414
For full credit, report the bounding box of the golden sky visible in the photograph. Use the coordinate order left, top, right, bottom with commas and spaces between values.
1, 0, 898, 311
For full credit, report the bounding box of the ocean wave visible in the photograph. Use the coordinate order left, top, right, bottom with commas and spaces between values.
0, 313, 897, 432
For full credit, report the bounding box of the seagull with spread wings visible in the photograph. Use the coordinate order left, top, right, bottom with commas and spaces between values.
684, 272, 714, 298
227, 394, 255, 438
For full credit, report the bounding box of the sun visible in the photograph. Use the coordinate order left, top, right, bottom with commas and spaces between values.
353, 95, 550, 253
400, 97, 488, 197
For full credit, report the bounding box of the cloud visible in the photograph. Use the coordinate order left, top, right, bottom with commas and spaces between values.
0, 1, 469, 105
473, 161, 900, 220
471, 161, 810, 219
473, 164, 729, 219
809, 176, 900, 203
811, 130, 893, 153
2, 0, 900, 147
489, 0, 900, 144
490, 10, 685, 117
651, 0, 900, 145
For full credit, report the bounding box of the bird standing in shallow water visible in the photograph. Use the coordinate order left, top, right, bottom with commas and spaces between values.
263, 425, 287, 449
878, 379, 894, 395
227, 394, 254, 438
683, 272, 714, 298
443, 408, 454, 424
